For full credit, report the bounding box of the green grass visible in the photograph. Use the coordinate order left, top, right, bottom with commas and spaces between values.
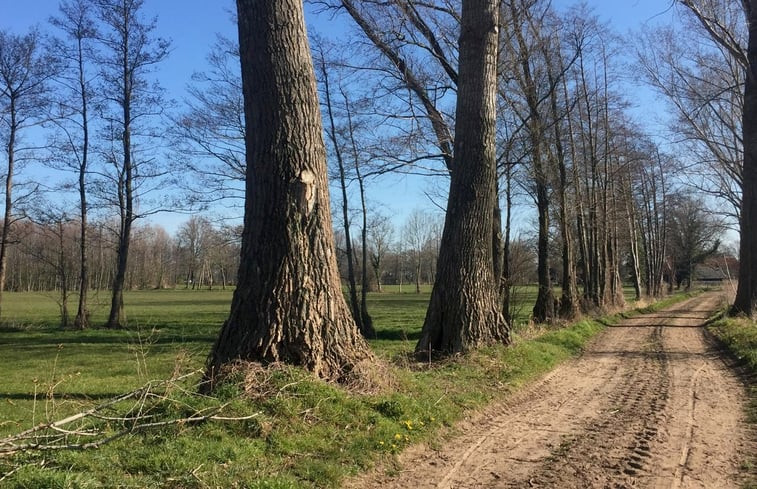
0, 286, 696, 488
707, 313, 757, 487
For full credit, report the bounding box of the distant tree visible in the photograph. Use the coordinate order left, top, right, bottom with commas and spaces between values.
666, 194, 722, 290
416, 0, 509, 355
176, 216, 215, 289
205, 0, 373, 386
25, 212, 77, 327
403, 210, 435, 294
367, 213, 393, 292
94, 0, 170, 328
0, 28, 57, 320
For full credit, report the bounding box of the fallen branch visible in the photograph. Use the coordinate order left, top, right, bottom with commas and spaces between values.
0, 369, 260, 458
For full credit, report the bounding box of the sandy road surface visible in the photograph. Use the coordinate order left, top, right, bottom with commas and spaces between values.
350, 292, 754, 489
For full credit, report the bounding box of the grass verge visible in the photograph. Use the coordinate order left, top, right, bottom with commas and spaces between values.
707, 314, 757, 488
0, 289, 700, 488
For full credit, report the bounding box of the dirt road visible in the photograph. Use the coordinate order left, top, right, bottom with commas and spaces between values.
351, 292, 754, 488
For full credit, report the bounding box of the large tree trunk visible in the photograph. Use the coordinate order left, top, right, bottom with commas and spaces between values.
206, 0, 373, 384
733, 0, 757, 317
415, 0, 509, 355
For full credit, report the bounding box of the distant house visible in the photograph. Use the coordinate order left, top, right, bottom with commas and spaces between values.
693, 255, 738, 284
693, 265, 728, 283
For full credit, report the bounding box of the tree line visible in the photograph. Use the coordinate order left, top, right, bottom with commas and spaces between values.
204, 0, 753, 387
2, 0, 755, 383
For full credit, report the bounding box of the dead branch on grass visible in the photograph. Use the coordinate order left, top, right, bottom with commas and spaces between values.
0, 369, 260, 458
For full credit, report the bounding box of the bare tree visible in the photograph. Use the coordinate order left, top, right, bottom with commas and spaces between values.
173, 34, 245, 212
403, 210, 435, 294
24, 210, 77, 327
666, 193, 723, 290
205, 0, 373, 386
0, 28, 57, 321
367, 213, 393, 292
676, 0, 757, 316
49, 0, 99, 329
636, 14, 744, 223
176, 216, 215, 289
318, 46, 366, 335
93, 0, 170, 328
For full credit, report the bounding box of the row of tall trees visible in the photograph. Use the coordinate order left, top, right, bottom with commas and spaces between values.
0, 0, 172, 329
205, 0, 745, 385
2, 0, 753, 384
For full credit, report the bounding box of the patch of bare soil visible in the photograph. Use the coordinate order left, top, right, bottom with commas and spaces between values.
348, 292, 755, 489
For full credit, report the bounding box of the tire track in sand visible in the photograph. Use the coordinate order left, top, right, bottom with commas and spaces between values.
348, 292, 754, 489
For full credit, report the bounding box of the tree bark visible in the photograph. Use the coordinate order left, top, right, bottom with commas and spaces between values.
206, 0, 373, 384
416, 0, 509, 355
733, 0, 757, 317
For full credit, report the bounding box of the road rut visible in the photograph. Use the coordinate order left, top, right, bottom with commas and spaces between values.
350, 292, 754, 489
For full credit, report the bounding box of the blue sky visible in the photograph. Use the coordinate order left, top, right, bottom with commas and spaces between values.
1, 0, 677, 234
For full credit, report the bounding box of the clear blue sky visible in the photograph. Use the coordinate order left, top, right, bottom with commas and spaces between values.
0, 0, 677, 234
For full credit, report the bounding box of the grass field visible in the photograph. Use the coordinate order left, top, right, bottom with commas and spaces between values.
0, 285, 690, 488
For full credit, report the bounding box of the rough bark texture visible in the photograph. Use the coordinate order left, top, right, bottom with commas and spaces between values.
415, 0, 509, 355
206, 0, 373, 383
733, 0, 757, 317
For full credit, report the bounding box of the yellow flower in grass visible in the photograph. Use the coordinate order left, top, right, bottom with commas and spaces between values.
394, 433, 402, 441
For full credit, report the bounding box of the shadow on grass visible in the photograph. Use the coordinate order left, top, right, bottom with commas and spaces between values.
0, 334, 216, 347
0, 392, 129, 401
373, 328, 422, 342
